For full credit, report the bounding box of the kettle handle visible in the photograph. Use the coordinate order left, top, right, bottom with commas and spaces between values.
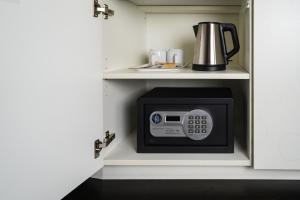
221, 23, 240, 61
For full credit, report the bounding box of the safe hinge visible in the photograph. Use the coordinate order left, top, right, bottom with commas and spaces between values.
94, 131, 115, 159
94, 0, 114, 19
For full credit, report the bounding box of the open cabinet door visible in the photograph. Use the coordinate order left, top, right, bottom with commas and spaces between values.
254, 0, 300, 169
0, 0, 107, 199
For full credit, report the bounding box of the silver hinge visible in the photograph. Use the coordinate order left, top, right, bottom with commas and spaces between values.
94, 0, 114, 19
246, 0, 251, 9
241, 0, 251, 13
94, 131, 115, 159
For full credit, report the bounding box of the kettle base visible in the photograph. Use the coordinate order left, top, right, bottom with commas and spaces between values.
192, 64, 226, 71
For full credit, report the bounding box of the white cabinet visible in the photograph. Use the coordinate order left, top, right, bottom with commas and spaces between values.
0, 0, 105, 199
1, 0, 300, 199
254, 0, 300, 170
101, 0, 252, 167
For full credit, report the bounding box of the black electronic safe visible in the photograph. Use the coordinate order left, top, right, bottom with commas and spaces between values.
137, 87, 234, 153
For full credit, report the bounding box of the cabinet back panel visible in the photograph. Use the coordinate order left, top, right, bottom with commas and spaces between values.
146, 13, 241, 66
104, 0, 147, 70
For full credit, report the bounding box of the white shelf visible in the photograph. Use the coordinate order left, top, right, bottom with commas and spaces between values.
138, 6, 241, 14
104, 133, 251, 166
103, 66, 250, 80
129, 0, 244, 6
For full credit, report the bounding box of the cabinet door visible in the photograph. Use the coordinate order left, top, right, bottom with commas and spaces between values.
254, 0, 300, 169
0, 0, 105, 199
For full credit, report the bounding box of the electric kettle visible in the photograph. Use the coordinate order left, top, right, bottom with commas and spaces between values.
192, 22, 240, 71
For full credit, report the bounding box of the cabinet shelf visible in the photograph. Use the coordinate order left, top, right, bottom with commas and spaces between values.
137, 6, 241, 14
103, 66, 250, 80
129, 0, 244, 6
104, 133, 251, 166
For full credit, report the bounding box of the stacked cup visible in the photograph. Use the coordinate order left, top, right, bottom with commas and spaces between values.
149, 49, 183, 66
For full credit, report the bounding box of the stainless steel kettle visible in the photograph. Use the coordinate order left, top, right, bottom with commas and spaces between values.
192, 22, 240, 71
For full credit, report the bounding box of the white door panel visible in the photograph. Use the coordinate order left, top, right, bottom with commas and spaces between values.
0, 0, 104, 199
254, 0, 300, 169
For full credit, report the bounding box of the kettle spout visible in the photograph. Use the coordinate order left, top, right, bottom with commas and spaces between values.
193, 25, 198, 37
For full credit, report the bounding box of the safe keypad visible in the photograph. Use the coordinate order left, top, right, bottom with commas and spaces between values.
187, 115, 209, 134
184, 109, 213, 141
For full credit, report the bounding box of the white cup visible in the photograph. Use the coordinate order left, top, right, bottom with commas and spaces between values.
149, 49, 167, 66
167, 49, 184, 65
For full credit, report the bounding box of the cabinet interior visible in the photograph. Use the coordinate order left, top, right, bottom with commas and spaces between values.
101, 0, 252, 166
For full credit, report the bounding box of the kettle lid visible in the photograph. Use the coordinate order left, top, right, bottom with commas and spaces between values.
197, 22, 221, 25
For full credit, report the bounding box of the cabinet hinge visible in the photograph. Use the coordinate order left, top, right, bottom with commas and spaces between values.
94, 0, 114, 19
246, 0, 251, 9
240, 0, 251, 13
94, 131, 115, 159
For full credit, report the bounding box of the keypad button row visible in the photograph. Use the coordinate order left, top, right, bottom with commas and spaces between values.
188, 116, 208, 120
188, 129, 208, 134
188, 120, 208, 124
188, 125, 207, 129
